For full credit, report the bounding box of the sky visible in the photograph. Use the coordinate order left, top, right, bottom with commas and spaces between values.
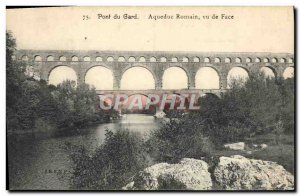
6, 6, 294, 53
6, 7, 294, 89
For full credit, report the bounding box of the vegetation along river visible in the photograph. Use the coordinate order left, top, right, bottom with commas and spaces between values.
8, 114, 163, 190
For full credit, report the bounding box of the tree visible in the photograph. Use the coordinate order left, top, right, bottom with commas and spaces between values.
7, 32, 116, 132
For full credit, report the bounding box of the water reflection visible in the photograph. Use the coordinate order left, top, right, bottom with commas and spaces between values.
8, 114, 162, 190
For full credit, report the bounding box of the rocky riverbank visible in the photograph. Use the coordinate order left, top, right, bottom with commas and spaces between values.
123, 155, 294, 191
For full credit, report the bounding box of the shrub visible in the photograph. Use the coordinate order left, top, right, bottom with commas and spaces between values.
190, 94, 259, 145
225, 75, 294, 135
34, 118, 55, 133
65, 129, 150, 190
186, 73, 294, 145
146, 119, 215, 163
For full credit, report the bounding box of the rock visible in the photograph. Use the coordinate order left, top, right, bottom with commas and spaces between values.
260, 143, 268, 149
123, 158, 212, 190
214, 155, 294, 190
124, 156, 294, 190
122, 181, 134, 190
224, 142, 245, 150
246, 150, 252, 155
154, 111, 166, 119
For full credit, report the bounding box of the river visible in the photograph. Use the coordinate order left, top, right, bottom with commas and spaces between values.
7, 114, 164, 190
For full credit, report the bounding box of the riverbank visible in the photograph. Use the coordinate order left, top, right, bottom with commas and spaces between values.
7, 114, 294, 190
211, 133, 294, 174
7, 114, 161, 190
123, 155, 294, 190
7, 118, 112, 140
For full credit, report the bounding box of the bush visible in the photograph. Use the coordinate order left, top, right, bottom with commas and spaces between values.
6, 32, 116, 133
34, 118, 55, 133
65, 129, 150, 190
147, 73, 295, 162
225, 75, 294, 135
190, 95, 259, 145
146, 119, 215, 163
186, 74, 294, 145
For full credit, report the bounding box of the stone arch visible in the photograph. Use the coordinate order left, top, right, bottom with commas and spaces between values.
160, 57, 167, 62
283, 67, 294, 79
260, 66, 276, 78
227, 66, 249, 88
128, 56, 136, 62
263, 58, 269, 63
246, 57, 252, 63
126, 93, 150, 98
214, 57, 221, 63
107, 56, 114, 62
83, 56, 91, 62
235, 57, 242, 63
182, 57, 189, 62
271, 58, 278, 63
193, 57, 200, 62
139, 56, 146, 62
225, 57, 231, 63
34, 55, 42, 62
84, 65, 114, 90
48, 65, 77, 86
47, 55, 54, 61
59, 56, 66, 61
150, 57, 157, 62
204, 57, 210, 63
96, 56, 103, 62
172, 57, 178, 62
280, 58, 286, 63
126, 94, 151, 104
288, 58, 294, 63
121, 94, 155, 114
120, 66, 155, 90
118, 56, 126, 62
195, 67, 220, 89
161, 93, 189, 111
255, 57, 261, 63
21, 55, 28, 61
162, 66, 188, 89
72, 55, 79, 61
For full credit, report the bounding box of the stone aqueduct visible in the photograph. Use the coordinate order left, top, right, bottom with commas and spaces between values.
15, 50, 294, 97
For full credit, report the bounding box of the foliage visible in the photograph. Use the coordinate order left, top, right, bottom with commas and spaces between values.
50, 81, 110, 129
7, 30, 294, 189
6, 32, 115, 133
65, 129, 150, 190
225, 74, 294, 135
6, 31, 26, 108
186, 73, 294, 145
146, 119, 214, 163
147, 73, 294, 163
163, 109, 186, 118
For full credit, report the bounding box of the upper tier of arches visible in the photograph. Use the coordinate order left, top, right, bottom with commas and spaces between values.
18, 50, 294, 64
17, 50, 294, 90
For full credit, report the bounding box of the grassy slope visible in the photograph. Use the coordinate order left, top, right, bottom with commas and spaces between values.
211, 133, 294, 174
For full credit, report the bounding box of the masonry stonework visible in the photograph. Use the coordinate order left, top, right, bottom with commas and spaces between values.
15, 49, 294, 97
